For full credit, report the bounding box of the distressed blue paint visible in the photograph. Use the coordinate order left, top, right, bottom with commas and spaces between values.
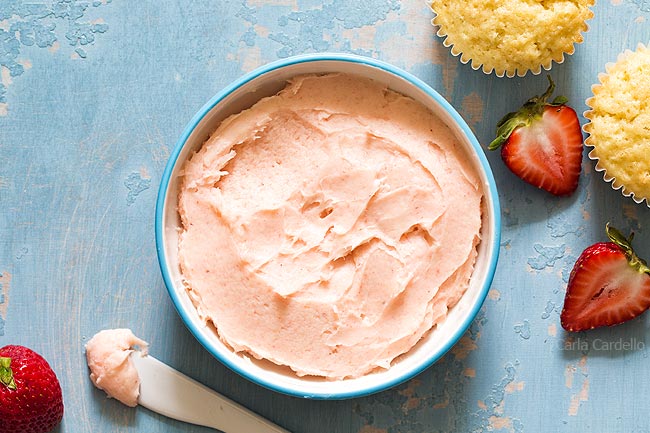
0, 28, 27, 86
514, 320, 531, 340
1, 1, 649, 432
0, 0, 111, 107
124, 172, 151, 206
240, 27, 256, 47
467, 362, 524, 433
503, 208, 520, 227
0, 273, 6, 336
547, 216, 584, 238
632, 0, 650, 12
527, 244, 567, 270
268, 0, 399, 57
11, 20, 57, 48
353, 310, 493, 432
329, 0, 400, 28
561, 254, 579, 284
541, 301, 557, 320
236, 4, 257, 25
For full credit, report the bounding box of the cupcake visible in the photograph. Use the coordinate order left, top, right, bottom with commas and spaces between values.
584, 43, 650, 207
430, 0, 595, 78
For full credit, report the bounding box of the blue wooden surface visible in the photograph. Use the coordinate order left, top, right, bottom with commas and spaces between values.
1, 1, 649, 432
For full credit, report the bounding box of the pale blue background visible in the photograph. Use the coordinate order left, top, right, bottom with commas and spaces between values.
1, 1, 649, 432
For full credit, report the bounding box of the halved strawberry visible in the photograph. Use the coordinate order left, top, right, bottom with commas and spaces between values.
561, 224, 650, 332
488, 76, 583, 196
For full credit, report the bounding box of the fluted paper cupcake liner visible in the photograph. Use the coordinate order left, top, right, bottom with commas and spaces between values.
429, 0, 594, 78
584, 43, 650, 208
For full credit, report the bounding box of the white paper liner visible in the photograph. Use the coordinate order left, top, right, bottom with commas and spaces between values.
584, 42, 650, 208
429, 1, 593, 78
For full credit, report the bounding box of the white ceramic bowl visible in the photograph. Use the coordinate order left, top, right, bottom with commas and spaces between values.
155, 53, 501, 399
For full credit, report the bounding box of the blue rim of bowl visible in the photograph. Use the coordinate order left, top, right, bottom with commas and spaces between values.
155, 52, 501, 400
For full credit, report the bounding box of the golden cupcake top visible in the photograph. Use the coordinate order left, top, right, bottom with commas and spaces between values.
430, 0, 594, 77
584, 43, 650, 206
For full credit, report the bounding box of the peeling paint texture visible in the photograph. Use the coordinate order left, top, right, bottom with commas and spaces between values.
473, 363, 525, 433
352, 312, 522, 432
267, 1, 400, 57
527, 244, 567, 271
547, 216, 584, 238
514, 320, 531, 340
632, 0, 650, 12
124, 171, 151, 206
541, 301, 560, 320
566, 356, 590, 416
0, 271, 11, 336
1, 1, 649, 432
0, 0, 111, 112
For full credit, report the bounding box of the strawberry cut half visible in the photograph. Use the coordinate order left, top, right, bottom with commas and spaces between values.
489, 76, 583, 196
561, 224, 650, 332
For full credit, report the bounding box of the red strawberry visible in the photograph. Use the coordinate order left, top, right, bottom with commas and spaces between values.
488, 76, 583, 196
561, 224, 650, 332
0, 345, 64, 433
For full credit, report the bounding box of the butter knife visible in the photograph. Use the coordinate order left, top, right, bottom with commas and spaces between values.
132, 354, 291, 433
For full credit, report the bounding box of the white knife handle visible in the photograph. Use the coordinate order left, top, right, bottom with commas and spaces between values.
133, 354, 291, 433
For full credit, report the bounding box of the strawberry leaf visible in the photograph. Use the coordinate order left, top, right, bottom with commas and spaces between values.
606, 223, 650, 275
488, 75, 569, 151
551, 95, 569, 106
537, 75, 556, 103
488, 116, 527, 150
0, 356, 17, 390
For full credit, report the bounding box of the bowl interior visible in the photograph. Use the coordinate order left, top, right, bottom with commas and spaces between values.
157, 56, 500, 399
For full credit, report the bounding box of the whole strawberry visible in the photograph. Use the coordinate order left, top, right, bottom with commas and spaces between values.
0, 345, 64, 433
561, 224, 650, 332
489, 76, 583, 196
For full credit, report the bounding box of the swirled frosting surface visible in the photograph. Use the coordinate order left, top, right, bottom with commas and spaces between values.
178, 73, 483, 379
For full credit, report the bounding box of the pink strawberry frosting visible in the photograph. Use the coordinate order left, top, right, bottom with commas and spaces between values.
178, 73, 483, 379
85, 329, 148, 407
